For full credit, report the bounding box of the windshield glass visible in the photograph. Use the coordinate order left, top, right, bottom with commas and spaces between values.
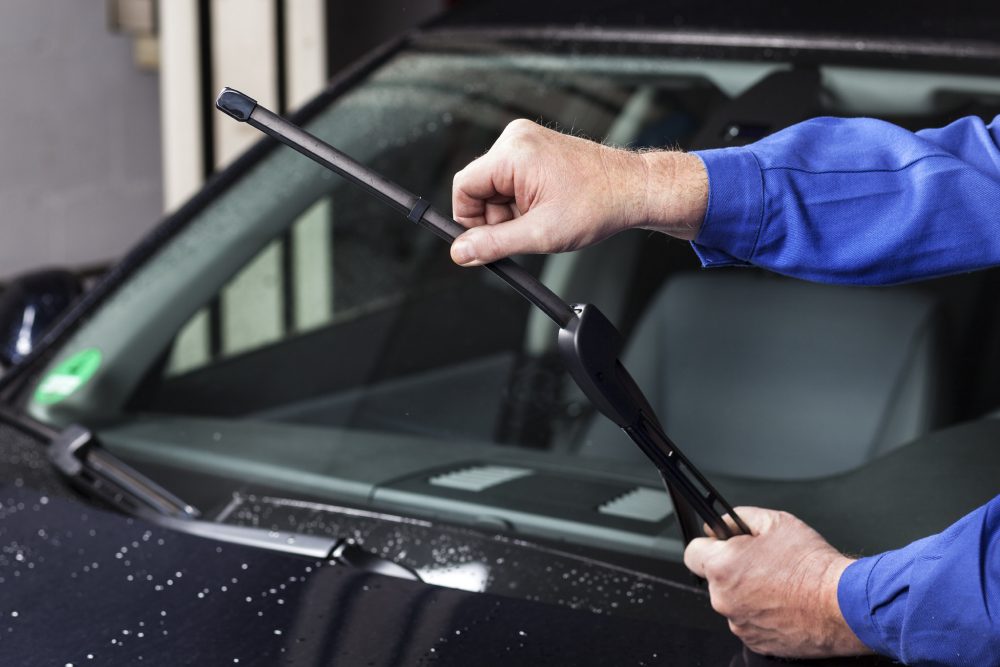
26, 38, 1000, 568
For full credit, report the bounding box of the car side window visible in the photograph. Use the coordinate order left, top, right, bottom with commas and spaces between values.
162, 123, 504, 378
167, 198, 334, 375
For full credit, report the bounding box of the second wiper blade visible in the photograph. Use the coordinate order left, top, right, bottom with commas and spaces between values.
30, 415, 419, 574
48, 424, 199, 520
216, 87, 749, 543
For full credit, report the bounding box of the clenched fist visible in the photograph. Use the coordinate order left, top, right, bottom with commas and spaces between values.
450, 119, 708, 266
684, 507, 871, 658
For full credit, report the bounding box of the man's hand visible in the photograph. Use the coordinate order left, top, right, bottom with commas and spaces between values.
450, 119, 708, 266
684, 507, 871, 658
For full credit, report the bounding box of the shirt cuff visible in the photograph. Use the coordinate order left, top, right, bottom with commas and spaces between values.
688, 147, 765, 267
837, 554, 890, 657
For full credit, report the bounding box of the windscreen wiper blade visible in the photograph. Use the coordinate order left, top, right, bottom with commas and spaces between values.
216, 88, 750, 543
7, 409, 421, 576
0, 407, 198, 520
44, 423, 201, 520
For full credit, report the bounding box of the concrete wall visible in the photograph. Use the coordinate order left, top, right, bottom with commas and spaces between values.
0, 0, 162, 280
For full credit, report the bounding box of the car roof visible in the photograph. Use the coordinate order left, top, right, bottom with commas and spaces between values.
433, 0, 1000, 46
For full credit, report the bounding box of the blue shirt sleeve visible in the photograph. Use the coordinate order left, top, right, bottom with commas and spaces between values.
691, 114, 1000, 285
836, 494, 1000, 664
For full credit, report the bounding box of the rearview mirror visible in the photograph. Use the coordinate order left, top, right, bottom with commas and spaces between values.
0, 269, 83, 368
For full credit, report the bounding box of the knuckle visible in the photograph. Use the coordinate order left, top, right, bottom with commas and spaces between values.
703, 558, 732, 586
502, 119, 539, 148
774, 510, 798, 528
505, 118, 535, 134
710, 593, 733, 617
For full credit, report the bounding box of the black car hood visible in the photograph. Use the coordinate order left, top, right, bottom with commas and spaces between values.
0, 483, 749, 666
0, 418, 898, 666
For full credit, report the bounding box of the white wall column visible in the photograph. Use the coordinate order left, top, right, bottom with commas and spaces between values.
158, 0, 204, 212
285, 0, 333, 332
158, 0, 208, 371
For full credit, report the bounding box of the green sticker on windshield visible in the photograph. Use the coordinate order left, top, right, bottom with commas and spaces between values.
33, 348, 102, 405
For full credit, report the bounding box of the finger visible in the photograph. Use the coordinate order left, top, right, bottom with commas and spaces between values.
449, 209, 555, 266
703, 512, 745, 539
452, 153, 515, 225
728, 619, 750, 636
453, 185, 486, 228
711, 513, 747, 539
724, 510, 752, 538
730, 619, 756, 633
727, 506, 778, 537
728, 621, 770, 653
485, 201, 518, 226
683, 536, 726, 578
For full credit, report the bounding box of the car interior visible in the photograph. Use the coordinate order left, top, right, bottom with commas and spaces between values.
552, 66, 999, 477
536, 63, 1000, 553
32, 45, 1000, 566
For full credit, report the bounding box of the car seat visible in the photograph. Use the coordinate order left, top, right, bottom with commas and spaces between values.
577, 271, 948, 480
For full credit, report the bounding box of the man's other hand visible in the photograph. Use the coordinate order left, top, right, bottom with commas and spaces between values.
683, 507, 872, 658
449, 119, 708, 266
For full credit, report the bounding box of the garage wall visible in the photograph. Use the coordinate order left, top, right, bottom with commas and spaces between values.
0, 0, 163, 280
0, 0, 444, 284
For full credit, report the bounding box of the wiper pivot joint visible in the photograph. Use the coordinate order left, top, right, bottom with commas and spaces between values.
558, 304, 750, 541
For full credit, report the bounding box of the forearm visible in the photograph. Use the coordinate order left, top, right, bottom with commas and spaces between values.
687, 114, 1000, 285
634, 151, 708, 241
451, 114, 1000, 283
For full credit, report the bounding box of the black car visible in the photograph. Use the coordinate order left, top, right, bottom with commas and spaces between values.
2, 2, 999, 664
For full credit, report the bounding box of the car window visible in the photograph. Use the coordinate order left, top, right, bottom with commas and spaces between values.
25, 42, 1000, 566
132, 49, 730, 436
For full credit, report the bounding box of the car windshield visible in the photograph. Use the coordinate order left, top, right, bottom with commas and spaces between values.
25, 36, 1000, 569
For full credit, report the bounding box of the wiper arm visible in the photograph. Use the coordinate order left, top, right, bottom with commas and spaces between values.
216, 88, 749, 543
4, 407, 203, 521
7, 410, 421, 577
47, 424, 200, 520
152, 512, 419, 581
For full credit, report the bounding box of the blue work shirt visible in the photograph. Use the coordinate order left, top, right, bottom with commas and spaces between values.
692, 114, 1000, 664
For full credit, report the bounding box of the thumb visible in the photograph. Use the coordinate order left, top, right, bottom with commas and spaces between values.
450, 211, 555, 266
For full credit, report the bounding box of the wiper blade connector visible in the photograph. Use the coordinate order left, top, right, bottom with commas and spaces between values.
216, 87, 749, 543
559, 304, 750, 540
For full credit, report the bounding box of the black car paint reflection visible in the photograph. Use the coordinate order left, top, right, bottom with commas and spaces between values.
0, 484, 742, 666
221, 494, 707, 620
0, 407, 892, 665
